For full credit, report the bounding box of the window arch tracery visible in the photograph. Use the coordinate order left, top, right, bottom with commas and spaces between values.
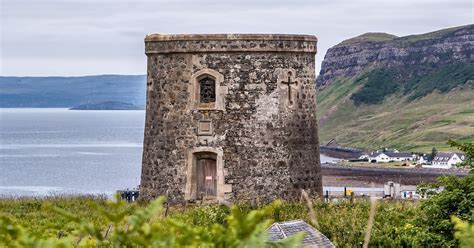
188, 68, 225, 111
199, 76, 216, 103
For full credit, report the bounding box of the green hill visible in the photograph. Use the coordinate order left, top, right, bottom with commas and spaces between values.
317, 70, 474, 152
317, 25, 474, 152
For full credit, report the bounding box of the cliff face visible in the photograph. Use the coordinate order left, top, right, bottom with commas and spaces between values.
317, 25, 474, 88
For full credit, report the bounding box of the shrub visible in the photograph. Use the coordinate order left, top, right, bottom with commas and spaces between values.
452, 213, 474, 248
405, 63, 474, 100
0, 197, 304, 247
350, 68, 399, 105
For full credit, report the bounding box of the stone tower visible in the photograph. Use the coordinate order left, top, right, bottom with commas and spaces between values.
141, 34, 321, 203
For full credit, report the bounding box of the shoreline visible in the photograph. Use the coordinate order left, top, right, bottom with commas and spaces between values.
321, 163, 468, 187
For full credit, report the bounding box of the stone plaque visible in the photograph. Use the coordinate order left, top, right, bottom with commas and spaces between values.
198, 120, 212, 136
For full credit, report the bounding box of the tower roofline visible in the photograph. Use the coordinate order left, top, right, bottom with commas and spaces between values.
145, 33, 317, 54
145, 33, 317, 42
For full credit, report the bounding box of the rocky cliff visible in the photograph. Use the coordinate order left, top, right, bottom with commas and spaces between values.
317, 25, 474, 88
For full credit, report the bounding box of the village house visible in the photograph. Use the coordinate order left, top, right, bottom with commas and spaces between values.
358, 153, 370, 160
417, 155, 428, 165
425, 152, 466, 169
368, 151, 414, 163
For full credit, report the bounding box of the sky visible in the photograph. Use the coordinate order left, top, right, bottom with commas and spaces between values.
0, 0, 472, 76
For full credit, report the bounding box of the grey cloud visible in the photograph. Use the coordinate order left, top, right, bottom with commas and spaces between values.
1, 0, 472, 75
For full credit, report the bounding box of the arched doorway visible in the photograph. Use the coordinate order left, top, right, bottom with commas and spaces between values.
185, 147, 230, 202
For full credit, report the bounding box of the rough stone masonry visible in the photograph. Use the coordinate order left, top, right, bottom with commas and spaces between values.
140, 34, 321, 203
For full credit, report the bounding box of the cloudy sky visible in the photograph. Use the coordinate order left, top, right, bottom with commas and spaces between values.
0, 0, 472, 76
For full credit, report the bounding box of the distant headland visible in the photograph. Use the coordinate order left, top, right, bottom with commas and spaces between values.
69, 101, 143, 110
0, 75, 146, 108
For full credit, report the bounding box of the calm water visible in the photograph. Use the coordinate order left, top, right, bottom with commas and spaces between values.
0, 109, 144, 196
0, 108, 339, 197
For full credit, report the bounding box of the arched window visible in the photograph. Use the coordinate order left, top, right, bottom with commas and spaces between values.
188, 68, 225, 111
199, 77, 216, 103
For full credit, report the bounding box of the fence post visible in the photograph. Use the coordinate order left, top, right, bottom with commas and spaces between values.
104, 224, 113, 239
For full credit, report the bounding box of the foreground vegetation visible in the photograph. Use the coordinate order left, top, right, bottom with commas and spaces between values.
1, 141, 472, 247
1, 175, 472, 247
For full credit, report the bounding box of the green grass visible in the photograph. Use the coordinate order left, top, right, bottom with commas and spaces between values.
317, 76, 360, 116
458, 108, 474, 115
340, 32, 398, 44
399, 25, 471, 44
338, 25, 471, 46
336, 161, 416, 169
0, 195, 136, 239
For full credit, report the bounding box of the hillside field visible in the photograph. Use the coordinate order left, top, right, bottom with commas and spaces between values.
317, 73, 474, 152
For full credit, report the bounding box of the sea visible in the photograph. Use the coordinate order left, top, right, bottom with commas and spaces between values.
0, 108, 339, 197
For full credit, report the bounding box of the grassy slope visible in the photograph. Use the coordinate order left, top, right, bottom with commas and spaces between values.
317, 78, 474, 152
328, 25, 470, 46
317, 76, 361, 117
399, 24, 471, 44
340, 32, 398, 44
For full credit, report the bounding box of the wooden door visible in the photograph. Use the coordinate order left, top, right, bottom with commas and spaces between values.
197, 158, 217, 198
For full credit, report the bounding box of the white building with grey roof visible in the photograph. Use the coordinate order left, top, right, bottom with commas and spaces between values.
426, 152, 466, 169
368, 151, 415, 163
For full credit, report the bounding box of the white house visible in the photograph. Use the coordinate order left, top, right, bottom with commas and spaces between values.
358, 153, 370, 160
425, 153, 466, 169
369, 152, 390, 163
417, 155, 428, 165
368, 152, 414, 163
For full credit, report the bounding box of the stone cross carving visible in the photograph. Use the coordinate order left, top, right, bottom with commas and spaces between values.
280, 71, 298, 104
147, 79, 153, 91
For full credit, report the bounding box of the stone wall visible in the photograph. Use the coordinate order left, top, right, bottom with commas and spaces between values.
141, 34, 321, 203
